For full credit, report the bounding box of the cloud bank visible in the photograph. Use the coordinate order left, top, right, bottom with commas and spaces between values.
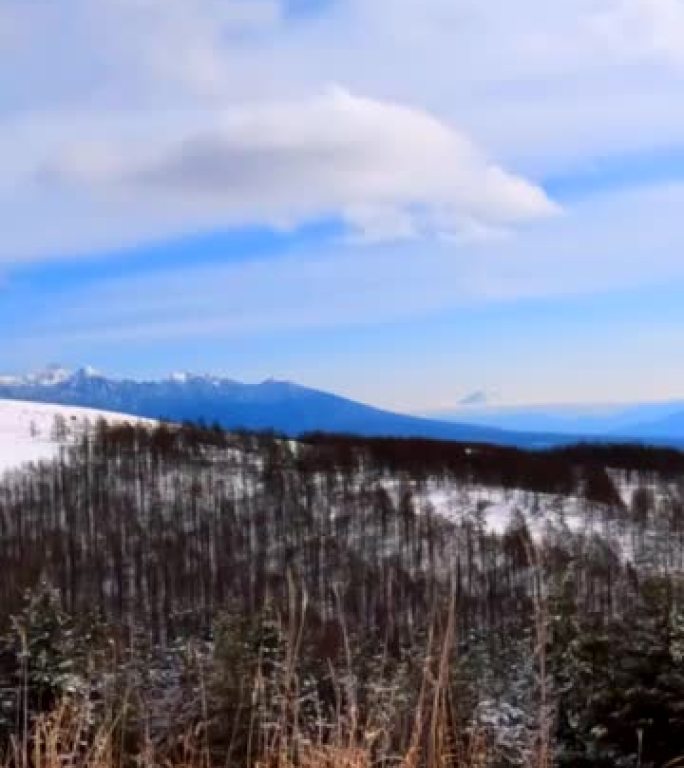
42, 89, 555, 247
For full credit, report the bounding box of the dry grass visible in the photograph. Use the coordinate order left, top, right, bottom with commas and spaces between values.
1, 584, 543, 768
1, 702, 494, 768
0, 615, 502, 768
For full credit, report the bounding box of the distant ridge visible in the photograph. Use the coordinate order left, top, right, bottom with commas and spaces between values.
4, 367, 684, 448
0, 367, 558, 447
427, 399, 684, 443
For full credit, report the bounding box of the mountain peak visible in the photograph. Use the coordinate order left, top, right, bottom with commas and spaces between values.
27, 365, 73, 386
0, 365, 108, 387
458, 389, 501, 407
169, 372, 192, 384
72, 366, 103, 380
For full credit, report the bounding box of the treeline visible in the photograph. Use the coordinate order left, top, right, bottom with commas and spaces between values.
1, 421, 683, 638
303, 432, 684, 498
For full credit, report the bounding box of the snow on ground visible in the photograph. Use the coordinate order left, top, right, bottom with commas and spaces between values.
416, 482, 584, 537
0, 399, 150, 474
377, 475, 675, 568
376, 478, 576, 538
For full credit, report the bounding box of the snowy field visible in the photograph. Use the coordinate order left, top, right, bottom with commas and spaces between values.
0, 399, 148, 474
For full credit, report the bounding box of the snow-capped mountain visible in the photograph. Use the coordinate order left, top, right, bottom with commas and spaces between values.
6, 367, 684, 447
0, 364, 75, 388
0, 398, 148, 473
0, 367, 554, 447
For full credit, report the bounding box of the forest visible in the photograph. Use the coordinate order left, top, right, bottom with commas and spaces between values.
0, 419, 682, 768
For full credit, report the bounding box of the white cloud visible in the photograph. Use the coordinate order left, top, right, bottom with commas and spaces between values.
2, 90, 555, 260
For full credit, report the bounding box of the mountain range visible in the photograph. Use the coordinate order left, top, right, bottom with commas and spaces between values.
2, 367, 684, 447
0, 367, 537, 446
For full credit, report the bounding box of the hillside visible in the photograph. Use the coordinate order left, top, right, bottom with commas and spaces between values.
0, 421, 682, 767
0, 398, 149, 473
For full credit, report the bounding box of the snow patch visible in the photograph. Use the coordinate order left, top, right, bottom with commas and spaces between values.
0, 399, 151, 474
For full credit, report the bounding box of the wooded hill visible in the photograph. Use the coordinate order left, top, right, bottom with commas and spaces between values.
0, 421, 682, 767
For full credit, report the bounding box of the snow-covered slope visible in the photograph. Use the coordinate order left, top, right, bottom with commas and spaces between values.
0, 399, 148, 473
375, 471, 674, 570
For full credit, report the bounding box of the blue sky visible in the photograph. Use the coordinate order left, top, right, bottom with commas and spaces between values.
2, 0, 684, 411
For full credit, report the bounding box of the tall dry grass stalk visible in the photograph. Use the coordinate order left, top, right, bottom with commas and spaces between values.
2, 579, 554, 768
239, 585, 496, 768
2, 694, 492, 768
524, 539, 553, 768
1, 621, 499, 768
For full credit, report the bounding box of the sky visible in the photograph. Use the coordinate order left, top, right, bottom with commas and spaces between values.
2, 0, 684, 411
